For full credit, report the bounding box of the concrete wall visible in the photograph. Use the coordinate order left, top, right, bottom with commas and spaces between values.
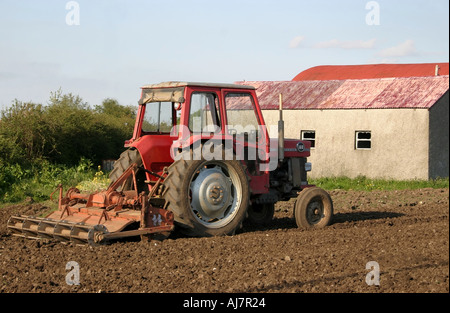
261, 108, 430, 180
429, 91, 449, 179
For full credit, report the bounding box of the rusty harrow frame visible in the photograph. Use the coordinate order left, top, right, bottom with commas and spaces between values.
7, 164, 174, 246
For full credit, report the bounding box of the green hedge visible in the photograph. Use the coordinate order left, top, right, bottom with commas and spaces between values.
0, 90, 136, 167
0, 158, 108, 203
0, 90, 137, 204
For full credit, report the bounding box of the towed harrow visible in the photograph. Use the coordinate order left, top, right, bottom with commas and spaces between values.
7, 164, 174, 246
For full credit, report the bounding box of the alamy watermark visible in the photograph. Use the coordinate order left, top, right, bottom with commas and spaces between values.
366, 1, 380, 25
169, 123, 281, 172
66, 261, 80, 286
65, 1, 80, 26
365, 261, 380, 286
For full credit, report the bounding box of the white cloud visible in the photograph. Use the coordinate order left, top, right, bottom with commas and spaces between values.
313, 39, 340, 49
313, 38, 376, 49
289, 36, 305, 49
377, 40, 417, 57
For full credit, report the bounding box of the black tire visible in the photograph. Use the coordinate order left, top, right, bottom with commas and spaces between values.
162, 147, 250, 237
294, 187, 333, 229
109, 149, 145, 192
246, 203, 275, 226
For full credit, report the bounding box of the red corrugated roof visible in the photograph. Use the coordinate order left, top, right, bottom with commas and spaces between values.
235, 75, 449, 110
292, 63, 449, 81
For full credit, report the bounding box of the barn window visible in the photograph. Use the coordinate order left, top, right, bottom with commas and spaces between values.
301, 130, 316, 148
355, 131, 371, 150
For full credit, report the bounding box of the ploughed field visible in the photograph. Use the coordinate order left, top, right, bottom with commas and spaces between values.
0, 188, 448, 293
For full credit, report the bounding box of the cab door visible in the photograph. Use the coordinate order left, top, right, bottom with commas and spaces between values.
222, 89, 270, 194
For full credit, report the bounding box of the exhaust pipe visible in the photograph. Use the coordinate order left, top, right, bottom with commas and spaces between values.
278, 93, 284, 162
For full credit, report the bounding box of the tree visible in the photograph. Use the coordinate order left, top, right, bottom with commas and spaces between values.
95, 98, 136, 119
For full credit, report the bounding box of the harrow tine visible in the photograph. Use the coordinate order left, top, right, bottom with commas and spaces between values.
53, 221, 74, 244
37, 219, 57, 240
7, 216, 39, 240
7, 215, 109, 246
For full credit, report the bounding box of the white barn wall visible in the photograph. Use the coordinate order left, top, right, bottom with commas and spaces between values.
261, 109, 430, 180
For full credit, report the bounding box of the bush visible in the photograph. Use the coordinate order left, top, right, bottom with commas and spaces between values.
0, 158, 108, 204
0, 101, 53, 165
0, 90, 136, 167
0, 90, 136, 204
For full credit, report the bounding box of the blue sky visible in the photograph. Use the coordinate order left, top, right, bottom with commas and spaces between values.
0, 0, 448, 109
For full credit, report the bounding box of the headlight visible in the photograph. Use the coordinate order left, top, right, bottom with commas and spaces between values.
296, 142, 305, 152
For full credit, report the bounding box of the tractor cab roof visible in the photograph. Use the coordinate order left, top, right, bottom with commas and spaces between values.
141, 81, 255, 90
139, 82, 255, 104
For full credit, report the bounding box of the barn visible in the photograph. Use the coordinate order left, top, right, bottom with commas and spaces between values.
236, 63, 449, 180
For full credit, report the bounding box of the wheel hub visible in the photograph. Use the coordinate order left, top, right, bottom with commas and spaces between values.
209, 185, 224, 204
190, 166, 234, 221
307, 201, 324, 224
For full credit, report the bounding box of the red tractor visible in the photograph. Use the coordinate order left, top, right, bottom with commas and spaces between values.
8, 82, 333, 244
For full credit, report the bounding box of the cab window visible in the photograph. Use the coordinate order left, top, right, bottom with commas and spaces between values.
224, 93, 260, 136
142, 101, 175, 133
189, 92, 221, 133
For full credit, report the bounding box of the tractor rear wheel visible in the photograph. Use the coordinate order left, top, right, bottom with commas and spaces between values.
109, 149, 146, 192
163, 150, 250, 237
294, 187, 333, 229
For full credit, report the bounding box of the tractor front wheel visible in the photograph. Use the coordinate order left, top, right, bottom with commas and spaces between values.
294, 187, 333, 229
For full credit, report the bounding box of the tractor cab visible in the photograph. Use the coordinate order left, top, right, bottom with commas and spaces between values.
126, 82, 272, 194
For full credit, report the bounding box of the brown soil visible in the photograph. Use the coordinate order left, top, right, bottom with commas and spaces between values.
0, 188, 448, 293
